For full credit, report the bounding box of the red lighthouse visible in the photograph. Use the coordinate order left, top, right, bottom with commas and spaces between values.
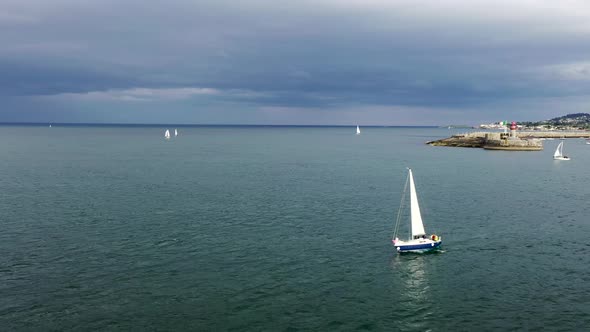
510, 121, 517, 138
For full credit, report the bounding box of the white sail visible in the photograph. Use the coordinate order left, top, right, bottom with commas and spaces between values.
356, 125, 361, 135
174, 128, 178, 136
554, 142, 563, 158
165, 129, 171, 139
408, 169, 426, 238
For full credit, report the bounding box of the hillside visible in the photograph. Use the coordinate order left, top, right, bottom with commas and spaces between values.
521, 113, 590, 129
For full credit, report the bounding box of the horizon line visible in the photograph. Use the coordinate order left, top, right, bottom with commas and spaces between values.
0, 122, 447, 128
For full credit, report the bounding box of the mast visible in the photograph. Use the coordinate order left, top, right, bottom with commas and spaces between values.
408, 169, 426, 239
392, 172, 410, 240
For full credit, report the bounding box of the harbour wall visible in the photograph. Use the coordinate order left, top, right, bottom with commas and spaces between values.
424, 131, 586, 150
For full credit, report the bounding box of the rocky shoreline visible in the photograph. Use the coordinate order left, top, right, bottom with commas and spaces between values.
426, 131, 590, 150
427, 135, 485, 148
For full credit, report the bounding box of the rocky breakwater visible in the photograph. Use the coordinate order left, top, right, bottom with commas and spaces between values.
427, 132, 543, 151
426, 133, 486, 148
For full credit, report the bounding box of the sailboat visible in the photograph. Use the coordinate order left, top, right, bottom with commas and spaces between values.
553, 141, 570, 160
174, 128, 178, 137
392, 168, 442, 253
164, 129, 171, 140
356, 125, 361, 135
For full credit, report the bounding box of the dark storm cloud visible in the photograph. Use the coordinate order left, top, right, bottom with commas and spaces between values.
2, 0, 590, 123
0, 60, 137, 96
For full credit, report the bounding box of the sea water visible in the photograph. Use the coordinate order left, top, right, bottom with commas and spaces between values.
1, 125, 589, 330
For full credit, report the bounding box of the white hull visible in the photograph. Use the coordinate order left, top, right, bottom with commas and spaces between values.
553, 156, 570, 160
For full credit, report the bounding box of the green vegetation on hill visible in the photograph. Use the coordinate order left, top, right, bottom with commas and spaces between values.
520, 113, 590, 130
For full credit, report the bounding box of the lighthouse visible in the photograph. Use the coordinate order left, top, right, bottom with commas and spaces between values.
510, 121, 517, 138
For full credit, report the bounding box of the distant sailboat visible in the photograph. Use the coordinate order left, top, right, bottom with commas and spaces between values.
356, 125, 361, 135
164, 129, 171, 140
49, 124, 52, 128
392, 168, 442, 253
174, 128, 178, 137
553, 141, 570, 160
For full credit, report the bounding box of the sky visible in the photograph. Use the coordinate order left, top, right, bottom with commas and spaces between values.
2, 0, 590, 125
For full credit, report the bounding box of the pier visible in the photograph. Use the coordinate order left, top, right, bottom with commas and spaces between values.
427, 131, 590, 150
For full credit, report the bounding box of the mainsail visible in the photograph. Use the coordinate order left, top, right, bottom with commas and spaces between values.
554, 142, 563, 158
409, 169, 426, 238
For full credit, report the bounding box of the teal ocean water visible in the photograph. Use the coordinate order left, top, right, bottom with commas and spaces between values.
1, 125, 589, 330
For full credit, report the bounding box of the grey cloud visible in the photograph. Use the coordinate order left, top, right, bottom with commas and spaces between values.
2, 0, 590, 123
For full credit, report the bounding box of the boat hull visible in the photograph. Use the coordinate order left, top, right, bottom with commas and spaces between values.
393, 239, 442, 253
553, 156, 570, 160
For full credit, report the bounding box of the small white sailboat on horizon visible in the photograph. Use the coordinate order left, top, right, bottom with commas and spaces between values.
356, 125, 361, 135
392, 168, 442, 253
174, 128, 178, 137
164, 129, 171, 140
553, 141, 570, 160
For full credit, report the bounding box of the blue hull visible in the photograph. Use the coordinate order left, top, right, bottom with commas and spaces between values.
396, 241, 442, 253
